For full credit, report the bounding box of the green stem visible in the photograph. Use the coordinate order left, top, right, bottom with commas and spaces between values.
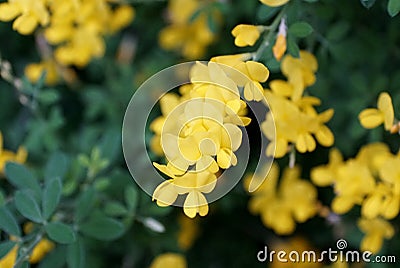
13, 231, 44, 268
252, 5, 288, 61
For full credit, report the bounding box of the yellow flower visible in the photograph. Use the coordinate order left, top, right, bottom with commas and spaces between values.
178, 214, 199, 250
0, 245, 18, 268
246, 163, 318, 235
231, 24, 262, 47
150, 253, 187, 268
235, 61, 269, 101
0, 0, 49, 35
25, 60, 59, 85
361, 183, 394, 219
272, 19, 287, 61
259, 0, 290, 7
152, 163, 217, 218
332, 160, 375, 214
281, 51, 318, 101
108, 5, 135, 33
358, 92, 394, 131
358, 217, 394, 254
0, 131, 28, 175
311, 148, 343, 187
30, 239, 55, 264
158, 0, 218, 59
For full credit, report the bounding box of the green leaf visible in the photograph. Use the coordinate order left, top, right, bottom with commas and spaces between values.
38, 90, 60, 105
42, 177, 62, 220
45, 222, 76, 244
104, 201, 128, 217
289, 22, 314, 38
0, 190, 5, 206
124, 186, 138, 212
15, 190, 43, 223
99, 130, 120, 164
326, 21, 350, 41
0, 240, 17, 259
287, 36, 300, 58
388, 0, 400, 16
79, 213, 124, 241
38, 245, 67, 268
360, 0, 376, 8
67, 237, 85, 268
5, 163, 41, 197
256, 4, 279, 22
75, 188, 96, 222
45, 152, 69, 183
0, 206, 21, 236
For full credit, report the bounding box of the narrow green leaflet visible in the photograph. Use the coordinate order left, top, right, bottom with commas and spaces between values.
67, 237, 85, 268
38, 246, 67, 268
104, 201, 128, 217
287, 35, 300, 58
0, 206, 21, 236
0, 241, 17, 259
45, 222, 76, 244
124, 186, 138, 212
75, 188, 96, 222
288, 22, 313, 38
388, 0, 400, 16
42, 177, 62, 220
79, 213, 124, 241
15, 190, 43, 223
45, 152, 69, 183
5, 163, 41, 196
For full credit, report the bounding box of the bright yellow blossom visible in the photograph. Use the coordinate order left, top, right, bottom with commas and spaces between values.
245, 163, 318, 235
359, 92, 394, 131
311, 148, 343, 187
259, 0, 290, 7
358, 217, 394, 254
0, 0, 49, 35
231, 24, 262, 47
0, 245, 18, 268
150, 253, 187, 268
0, 131, 28, 175
272, 18, 287, 61
25, 60, 59, 85
281, 51, 318, 101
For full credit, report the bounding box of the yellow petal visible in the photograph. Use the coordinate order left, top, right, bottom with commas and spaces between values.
377, 92, 394, 130
358, 108, 383, 129
295, 133, 316, 153
259, 0, 289, 7
315, 125, 334, 147
0, 3, 20, 21
183, 191, 209, 218
246, 61, 269, 82
217, 148, 232, 169
13, 14, 38, 35
272, 33, 287, 61
150, 253, 187, 268
332, 195, 355, 214
269, 80, 293, 97
152, 180, 178, 206
231, 24, 261, 47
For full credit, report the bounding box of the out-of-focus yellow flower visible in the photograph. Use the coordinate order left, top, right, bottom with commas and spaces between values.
245, 163, 318, 235
260, 0, 290, 7
272, 19, 287, 61
150, 253, 187, 268
270, 237, 322, 268
25, 60, 59, 85
231, 24, 262, 47
0, 0, 49, 34
281, 51, 318, 101
311, 148, 343, 187
0, 131, 28, 175
359, 92, 394, 131
159, 0, 218, 59
109, 5, 135, 33
0, 245, 18, 268
30, 239, 55, 264
178, 214, 199, 250
358, 217, 394, 254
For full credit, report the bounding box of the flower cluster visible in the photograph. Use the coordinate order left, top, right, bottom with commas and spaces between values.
0, 222, 54, 267
245, 163, 318, 235
159, 0, 219, 59
311, 143, 397, 253
262, 51, 334, 158
0, 0, 134, 84
0, 131, 27, 174
151, 59, 270, 218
